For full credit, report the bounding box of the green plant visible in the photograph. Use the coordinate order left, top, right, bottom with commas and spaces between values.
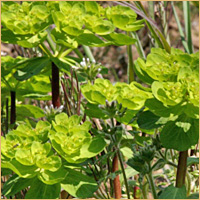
2, 113, 106, 198
1, 1, 199, 199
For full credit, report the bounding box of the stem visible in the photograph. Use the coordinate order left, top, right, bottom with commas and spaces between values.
127, 32, 134, 83
158, 150, 178, 168
134, 186, 141, 199
82, 45, 95, 61
142, 180, 148, 199
176, 150, 188, 188
131, 32, 146, 59
39, 43, 53, 57
74, 48, 84, 59
10, 91, 16, 125
183, 1, 193, 53
51, 62, 61, 108
117, 150, 131, 199
112, 154, 122, 199
57, 46, 66, 58
61, 49, 73, 58
46, 31, 56, 54
6, 98, 9, 134
171, 2, 190, 53
186, 171, 191, 196
146, 168, 158, 199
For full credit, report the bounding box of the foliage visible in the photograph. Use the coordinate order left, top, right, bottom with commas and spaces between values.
2, 114, 105, 198
1, 1, 199, 199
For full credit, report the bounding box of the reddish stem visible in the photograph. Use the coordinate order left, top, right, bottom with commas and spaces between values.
112, 154, 122, 199
10, 91, 16, 125
52, 62, 61, 108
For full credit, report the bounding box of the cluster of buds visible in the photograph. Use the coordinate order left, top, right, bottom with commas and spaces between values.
44, 104, 64, 122
128, 142, 156, 175
72, 58, 103, 81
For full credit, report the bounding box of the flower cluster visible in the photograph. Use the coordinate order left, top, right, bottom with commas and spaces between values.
72, 57, 103, 81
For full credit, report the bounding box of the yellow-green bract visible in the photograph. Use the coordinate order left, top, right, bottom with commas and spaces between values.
135, 48, 199, 151
81, 78, 152, 110
1, 113, 106, 189
1, 1, 142, 48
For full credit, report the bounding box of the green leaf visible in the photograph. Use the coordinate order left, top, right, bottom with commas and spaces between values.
61, 168, 98, 198
76, 33, 110, 47
159, 184, 186, 199
134, 58, 154, 84
2, 174, 35, 197
1, 168, 13, 176
15, 149, 35, 166
84, 103, 108, 119
152, 81, 185, 106
2, 158, 38, 178
187, 193, 199, 199
137, 111, 177, 130
77, 136, 106, 160
92, 19, 115, 35
31, 141, 51, 156
51, 57, 71, 73
25, 179, 60, 199
116, 109, 138, 126
51, 28, 78, 49
102, 32, 137, 46
160, 115, 199, 151
38, 166, 68, 185
59, 2, 72, 15
187, 157, 199, 166
54, 112, 69, 125
145, 98, 185, 117
14, 57, 51, 81
36, 155, 62, 172
16, 104, 45, 119
84, 1, 99, 15
17, 32, 48, 48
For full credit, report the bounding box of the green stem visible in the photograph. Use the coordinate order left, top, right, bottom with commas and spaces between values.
60, 49, 73, 58
127, 32, 134, 84
183, 1, 193, 53
171, 2, 190, 53
176, 151, 188, 188
142, 180, 149, 199
148, 1, 155, 20
158, 150, 177, 168
46, 31, 56, 54
146, 163, 158, 199
186, 171, 191, 196
82, 45, 95, 61
39, 43, 53, 57
57, 46, 66, 58
10, 91, 16, 125
117, 150, 131, 199
131, 32, 146, 59
74, 48, 84, 59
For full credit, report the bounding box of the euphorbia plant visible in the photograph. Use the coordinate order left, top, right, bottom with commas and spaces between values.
2, 2, 145, 198
134, 47, 199, 198
81, 78, 152, 198
1, 1, 199, 199
1, 56, 51, 128
1, 113, 106, 199
1, 1, 143, 109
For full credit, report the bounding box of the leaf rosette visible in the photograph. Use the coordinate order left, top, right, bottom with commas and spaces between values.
49, 113, 106, 163
82, 78, 152, 110
1, 2, 51, 47
81, 78, 119, 105
116, 82, 152, 110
